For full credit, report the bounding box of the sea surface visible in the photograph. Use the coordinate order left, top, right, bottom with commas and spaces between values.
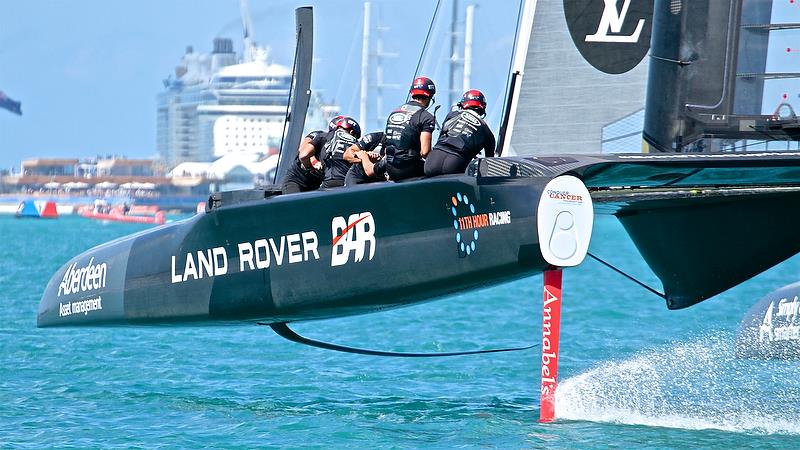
1, 214, 799, 449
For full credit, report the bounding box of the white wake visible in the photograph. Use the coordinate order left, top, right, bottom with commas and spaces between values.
555, 333, 800, 435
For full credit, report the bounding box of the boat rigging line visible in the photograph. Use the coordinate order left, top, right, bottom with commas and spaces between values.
495, 0, 526, 156
261, 322, 537, 357
273, 17, 303, 184
407, 0, 443, 102
732, 139, 771, 152
587, 252, 666, 300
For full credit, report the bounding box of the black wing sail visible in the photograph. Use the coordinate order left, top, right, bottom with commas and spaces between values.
274, 7, 314, 185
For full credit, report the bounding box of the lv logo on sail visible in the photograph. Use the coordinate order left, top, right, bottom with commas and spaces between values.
585, 0, 645, 43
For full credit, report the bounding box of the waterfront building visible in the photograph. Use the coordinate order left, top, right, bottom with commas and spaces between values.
96, 159, 155, 177
21, 159, 80, 177
168, 153, 278, 193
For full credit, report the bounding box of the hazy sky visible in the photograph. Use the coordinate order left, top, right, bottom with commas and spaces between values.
2, 1, 798, 170
0, 0, 520, 170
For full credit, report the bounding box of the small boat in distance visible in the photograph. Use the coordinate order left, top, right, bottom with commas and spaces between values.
15, 200, 58, 219
77, 202, 165, 225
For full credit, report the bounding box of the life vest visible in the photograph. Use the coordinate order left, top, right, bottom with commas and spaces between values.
322, 129, 358, 181
435, 109, 487, 158
384, 102, 425, 160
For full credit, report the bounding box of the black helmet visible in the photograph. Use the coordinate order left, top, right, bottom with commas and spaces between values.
335, 116, 361, 139
410, 76, 436, 99
458, 89, 487, 114
327, 114, 345, 131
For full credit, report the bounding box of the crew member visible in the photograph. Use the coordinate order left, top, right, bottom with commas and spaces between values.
425, 89, 496, 177
382, 76, 437, 181
343, 131, 386, 186
280, 116, 344, 194
319, 116, 361, 189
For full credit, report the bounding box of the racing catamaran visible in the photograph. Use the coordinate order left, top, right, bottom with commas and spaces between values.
37, 0, 800, 422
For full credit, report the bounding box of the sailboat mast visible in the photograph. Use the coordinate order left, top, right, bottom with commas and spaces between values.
463, 4, 475, 92
448, 0, 460, 106
360, 2, 371, 128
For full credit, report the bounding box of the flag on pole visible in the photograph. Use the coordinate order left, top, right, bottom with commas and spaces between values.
0, 91, 22, 115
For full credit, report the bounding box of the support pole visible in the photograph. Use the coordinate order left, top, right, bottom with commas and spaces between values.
359, 2, 371, 128
376, 21, 385, 131
463, 4, 474, 91
448, 0, 460, 106
540, 268, 562, 423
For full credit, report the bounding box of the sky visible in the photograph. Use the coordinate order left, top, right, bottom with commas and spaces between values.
0, 0, 521, 170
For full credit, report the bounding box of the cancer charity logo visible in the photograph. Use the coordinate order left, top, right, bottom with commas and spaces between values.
331, 212, 376, 267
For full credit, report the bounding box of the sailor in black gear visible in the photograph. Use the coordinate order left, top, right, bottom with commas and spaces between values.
424, 89, 496, 177
280, 116, 346, 194
343, 131, 386, 186
382, 76, 437, 181
319, 116, 361, 189
280, 129, 326, 194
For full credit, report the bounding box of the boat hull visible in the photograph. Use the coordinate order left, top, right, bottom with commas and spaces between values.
37, 175, 550, 327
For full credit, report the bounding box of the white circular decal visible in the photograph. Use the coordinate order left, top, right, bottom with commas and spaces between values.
536, 175, 593, 267
461, 111, 481, 127
389, 112, 409, 125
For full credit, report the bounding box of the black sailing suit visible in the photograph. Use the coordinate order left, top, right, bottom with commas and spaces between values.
280, 130, 326, 194
344, 131, 386, 186
320, 129, 359, 189
383, 100, 435, 181
424, 109, 496, 177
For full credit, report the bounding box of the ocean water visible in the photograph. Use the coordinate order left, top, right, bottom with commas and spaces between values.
2, 214, 800, 448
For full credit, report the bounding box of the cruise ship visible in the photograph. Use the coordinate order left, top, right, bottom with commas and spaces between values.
156, 4, 336, 169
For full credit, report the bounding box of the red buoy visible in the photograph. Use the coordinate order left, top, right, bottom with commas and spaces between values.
40, 201, 59, 218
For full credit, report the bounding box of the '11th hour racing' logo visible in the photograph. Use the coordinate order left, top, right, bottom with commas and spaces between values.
450, 193, 511, 257
331, 212, 376, 267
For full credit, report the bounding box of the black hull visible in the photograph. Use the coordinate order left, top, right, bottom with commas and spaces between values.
38, 175, 549, 327
39, 152, 800, 327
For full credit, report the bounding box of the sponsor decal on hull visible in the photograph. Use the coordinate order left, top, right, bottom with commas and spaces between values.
546, 189, 584, 203
59, 296, 103, 318
759, 296, 800, 343
449, 193, 512, 257
171, 231, 321, 284
331, 212, 376, 267
169, 212, 377, 284
537, 176, 593, 268
58, 257, 107, 297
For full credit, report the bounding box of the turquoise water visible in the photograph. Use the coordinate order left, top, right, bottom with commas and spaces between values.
2, 214, 800, 448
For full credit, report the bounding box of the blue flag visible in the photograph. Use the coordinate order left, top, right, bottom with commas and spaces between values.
0, 91, 22, 115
